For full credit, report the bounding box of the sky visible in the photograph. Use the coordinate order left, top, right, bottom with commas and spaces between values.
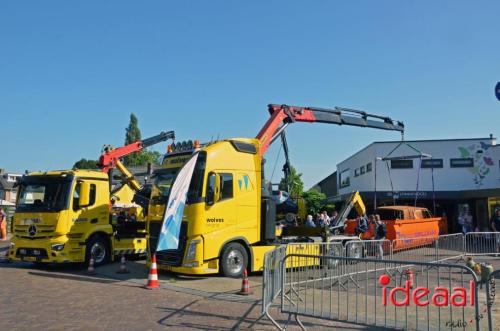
1, 1, 499, 188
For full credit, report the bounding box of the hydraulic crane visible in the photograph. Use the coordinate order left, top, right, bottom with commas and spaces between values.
257, 104, 404, 210
147, 103, 404, 277
257, 104, 404, 156
98, 131, 175, 195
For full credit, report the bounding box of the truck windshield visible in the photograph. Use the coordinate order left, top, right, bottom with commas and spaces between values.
150, 168, 180, 205
16, 176, 72, 212
149, 151, 206, 206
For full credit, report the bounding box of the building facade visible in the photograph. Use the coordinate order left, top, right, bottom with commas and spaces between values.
0, 170, 22, 205
317, 137, 500, 233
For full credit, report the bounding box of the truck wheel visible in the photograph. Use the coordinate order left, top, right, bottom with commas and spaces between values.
86, 235, 110, 267
324, 243, 342, 269
220, 242, 248, 278
346, 242, 364, 260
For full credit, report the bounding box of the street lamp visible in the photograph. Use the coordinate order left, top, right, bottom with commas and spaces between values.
374, 157, 382, 209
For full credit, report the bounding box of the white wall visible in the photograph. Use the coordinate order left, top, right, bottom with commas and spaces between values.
338, 138, 499, 196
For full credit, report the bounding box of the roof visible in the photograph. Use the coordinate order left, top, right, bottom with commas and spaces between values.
338, 136, 497, 166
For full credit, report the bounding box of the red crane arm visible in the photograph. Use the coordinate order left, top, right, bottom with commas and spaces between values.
98, 131, 175, 173
256, 104, 404, 156
98, 142, 143, 173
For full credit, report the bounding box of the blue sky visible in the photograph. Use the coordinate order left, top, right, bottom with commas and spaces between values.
1, 1, 499, 187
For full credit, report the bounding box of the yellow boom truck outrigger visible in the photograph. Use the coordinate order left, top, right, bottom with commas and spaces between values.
147, 104, 404, 277
9, 131, 175, 266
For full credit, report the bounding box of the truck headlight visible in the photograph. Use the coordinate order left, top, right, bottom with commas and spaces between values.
51, 243, 65, 251
186, 240, 200, 261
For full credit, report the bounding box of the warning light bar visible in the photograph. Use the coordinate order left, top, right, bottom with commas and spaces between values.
167, 140, 201, 154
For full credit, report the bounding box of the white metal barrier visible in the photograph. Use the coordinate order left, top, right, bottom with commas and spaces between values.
261, 232, 500, 330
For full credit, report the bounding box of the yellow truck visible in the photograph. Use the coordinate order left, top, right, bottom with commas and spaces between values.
147, 104, 404, 277
8, 131, 174, 266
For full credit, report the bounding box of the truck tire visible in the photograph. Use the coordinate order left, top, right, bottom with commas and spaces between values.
323, 243, 342, 269
220, 242, 248, 278
346, 241, 364, 260
86, 234, 110, 267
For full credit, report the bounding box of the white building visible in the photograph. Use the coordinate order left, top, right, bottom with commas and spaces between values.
318, 136, 500, 232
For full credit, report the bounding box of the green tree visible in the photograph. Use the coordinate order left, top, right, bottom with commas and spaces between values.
123, 113, 142, 166
301, 189, 327, 215
123, 113, 161, 166
72, 158, 98, 170
278, 166, 304, 198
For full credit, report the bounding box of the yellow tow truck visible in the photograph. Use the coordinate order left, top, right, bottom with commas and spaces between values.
147, 104, 404, 277
8, 131, 174, 266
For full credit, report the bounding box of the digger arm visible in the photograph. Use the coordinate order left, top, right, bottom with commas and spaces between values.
256, 104, 404, 156
331, 191, 367, 231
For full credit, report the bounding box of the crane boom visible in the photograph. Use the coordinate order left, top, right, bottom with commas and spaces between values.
98, 131, 175, 173
256, 104, 404, 155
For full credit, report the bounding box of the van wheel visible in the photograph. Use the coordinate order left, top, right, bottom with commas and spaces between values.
86, 235, 110, 267
220, 242, 248, 278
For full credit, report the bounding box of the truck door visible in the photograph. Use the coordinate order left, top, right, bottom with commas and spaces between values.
70, 179, 109, 262
203, 171, 237, 260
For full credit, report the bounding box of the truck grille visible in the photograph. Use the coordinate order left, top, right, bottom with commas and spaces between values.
14, 225, 56, 238
149, 221, 187, 267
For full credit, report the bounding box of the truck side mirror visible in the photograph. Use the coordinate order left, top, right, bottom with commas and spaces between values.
206, 172, 221, 206
78, 181, 91, 207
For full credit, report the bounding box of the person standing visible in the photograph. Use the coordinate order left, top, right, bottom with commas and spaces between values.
464, 213, 473, 234
374, 214, 387, 259
330, 210, 339, 224
355, 215, 368, 238
305, 215, 316, 228
320, 211, 330, 228
490, 209, 500, 253
0, 209, 7, 241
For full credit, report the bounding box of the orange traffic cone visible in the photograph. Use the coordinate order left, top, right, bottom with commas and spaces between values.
87, 256, 96, 275
116, 255, 130, 274
145, 253, 159, 289
239, 269, 252, 295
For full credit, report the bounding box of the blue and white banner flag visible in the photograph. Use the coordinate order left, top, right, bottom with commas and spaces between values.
156, 153, 199, 251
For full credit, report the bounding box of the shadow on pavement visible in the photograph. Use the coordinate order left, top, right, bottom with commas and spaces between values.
27, 271, 121, 284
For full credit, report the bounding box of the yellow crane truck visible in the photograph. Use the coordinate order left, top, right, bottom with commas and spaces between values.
147, 104, 404, 277
8, 131, 174, 266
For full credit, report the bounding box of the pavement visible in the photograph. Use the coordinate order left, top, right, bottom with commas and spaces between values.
1, 237, 499, 330
0, 238, 384, 330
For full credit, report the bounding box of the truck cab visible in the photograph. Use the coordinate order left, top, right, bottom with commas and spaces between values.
9, 170, 146, 265
147, 138, 272, 277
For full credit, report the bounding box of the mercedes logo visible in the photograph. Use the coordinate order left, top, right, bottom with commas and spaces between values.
28, 225, 37, 237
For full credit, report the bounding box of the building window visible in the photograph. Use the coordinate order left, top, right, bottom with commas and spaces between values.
390, 159, 413, 169
340, 169, 350, 188
360, 165, 366, 174
450, 158, 474, 168
366, 162, 372, 172
354, 169, 359, 177
421, 159, 443, 168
